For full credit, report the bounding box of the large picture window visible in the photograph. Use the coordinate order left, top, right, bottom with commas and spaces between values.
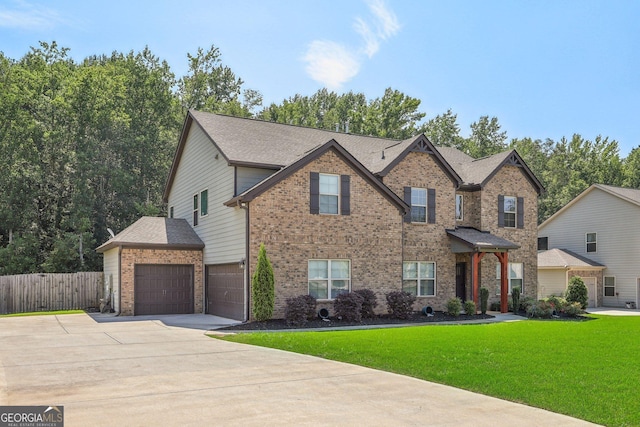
308, 260, 350, 299
402, 262, 436, 296
496, 262, 523, 294
319, 174, 339, 214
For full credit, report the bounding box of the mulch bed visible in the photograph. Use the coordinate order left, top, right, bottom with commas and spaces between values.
216, 311, 495, 331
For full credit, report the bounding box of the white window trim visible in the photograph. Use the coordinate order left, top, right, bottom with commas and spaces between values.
411, 187, 428, 224
200, 188, 209, 218
586, 232, 597, 253
503, 195, 517, 228
402, 261, 436, 297
604, 276, 615, 297
308, 259, 351, 300
455, 194, 463, 221
319, 173, 340, 215
496, 262, 523, 295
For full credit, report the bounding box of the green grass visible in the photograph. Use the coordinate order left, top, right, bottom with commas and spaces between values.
218, 316, 640, 426
0, 309, 85, 317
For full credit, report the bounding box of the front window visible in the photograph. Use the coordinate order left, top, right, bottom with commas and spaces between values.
496, 262, 523, 294
455, 194, 463, 221
586, 233, 597, 253
200, 189, 208, 216
503, 196, 516, 228
604, 276, 615, 297
308, 260, 350, 299
403, 261, 436, 296
411, 188, 427, 223
319, 174, 339, 214
537, 237, 548, 251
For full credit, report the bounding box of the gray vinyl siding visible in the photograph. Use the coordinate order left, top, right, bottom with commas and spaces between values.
102, 247, 120, 313
236, 166, 276, 195
538, 269, 566, 299
539, 188, 640, 307
167, 124, 245, 265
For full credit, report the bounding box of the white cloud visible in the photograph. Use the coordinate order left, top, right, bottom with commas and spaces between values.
303, 40, 361, 91
366, 0, 401, 40
0, 0, 64, 30
354, 17, 379, 59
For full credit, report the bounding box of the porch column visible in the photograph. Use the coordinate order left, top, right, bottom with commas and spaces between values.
495, 252, 509, 313
472, 252, 486, 306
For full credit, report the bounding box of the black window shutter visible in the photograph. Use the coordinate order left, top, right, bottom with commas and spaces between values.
340, 175, 350, 215
403, 186, 411, 223
427, 188, 436, 224
310, 172, 319, 214
498, 195, 504, 227
517, 197, 524, 229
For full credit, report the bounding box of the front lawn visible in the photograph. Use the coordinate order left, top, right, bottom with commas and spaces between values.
218, 315, 640, 426
0, 309, 85, 317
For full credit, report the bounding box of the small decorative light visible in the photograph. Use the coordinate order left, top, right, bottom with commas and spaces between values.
239, 258, 246, 270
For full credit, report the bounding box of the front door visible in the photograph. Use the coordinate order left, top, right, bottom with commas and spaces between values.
456, 262, 467, 302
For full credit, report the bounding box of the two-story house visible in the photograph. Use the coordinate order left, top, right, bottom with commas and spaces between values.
98, 110, 543, 320
538, 184, 640, 308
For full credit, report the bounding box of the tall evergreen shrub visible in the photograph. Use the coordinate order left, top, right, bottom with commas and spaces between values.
252, 243, 275, 321
566, 276, 588, 309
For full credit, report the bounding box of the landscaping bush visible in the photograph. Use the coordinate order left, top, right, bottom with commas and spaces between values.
527, 300, 555, 319
566, 276, 588, 309
463, 299, 477, 315
386, 291, 416, 319
334, 292, 364, 322
489, 301, 501, 312
511, 287, 521, 314
519, 296, 536, 313
252, 243, 274, 321
480, 287, 489, 314
284, 295, 317, 327
546, 295, 566, 314
354, 289, 378, 319
446, 297, 462, 317
563, 301, 585, 317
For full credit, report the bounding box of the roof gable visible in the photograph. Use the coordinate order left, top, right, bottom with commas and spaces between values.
224, 139, 408, 214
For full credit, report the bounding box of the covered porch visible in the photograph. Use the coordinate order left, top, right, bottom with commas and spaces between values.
447, 227, 520, 313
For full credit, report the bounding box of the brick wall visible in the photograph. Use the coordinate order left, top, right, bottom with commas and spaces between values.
456, 190, 481, 229
568, 269, 604, 307
248, 149, 404, 319
119, 248, 204, 316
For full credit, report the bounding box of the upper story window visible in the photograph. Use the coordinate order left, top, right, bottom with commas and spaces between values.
402, 261, 436, 296
498, 195, 523, 229
193, 194, 199, 226
192, 189, 208, 226
308, 259, 350, 300
310, 172, 350, 216
455, 194, 463, 221
319, 174, 339, 214
537, 237, 548, 251
403, 187, 435, 224
496, 262, 523, 294
586, 233, 597, 253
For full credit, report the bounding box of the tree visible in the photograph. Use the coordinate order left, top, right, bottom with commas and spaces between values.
251, 243, 275, 321
419, 109, 464, 148
462, 115, 508, 158
623, 146, 640, 188
566, 276, 588, 309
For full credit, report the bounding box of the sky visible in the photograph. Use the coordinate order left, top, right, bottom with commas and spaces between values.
1, 0, 638, 156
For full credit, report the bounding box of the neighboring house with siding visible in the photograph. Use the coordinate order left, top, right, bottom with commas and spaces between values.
99, 110, 543, 320
537, 184, 640, 308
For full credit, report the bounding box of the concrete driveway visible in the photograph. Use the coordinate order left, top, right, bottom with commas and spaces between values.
0, 313, 598, 426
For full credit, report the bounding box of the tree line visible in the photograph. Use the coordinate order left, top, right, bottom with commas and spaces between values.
0, 42, 638, 274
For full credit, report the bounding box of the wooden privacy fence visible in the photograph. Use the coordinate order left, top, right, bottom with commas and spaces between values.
0, 272, 103, 315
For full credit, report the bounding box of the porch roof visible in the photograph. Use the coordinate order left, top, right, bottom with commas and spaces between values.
538, 248, 605, 269
446, 227, 520, 253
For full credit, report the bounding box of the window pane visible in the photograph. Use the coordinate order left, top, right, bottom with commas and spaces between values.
309, 280, 328, 299
511, 279, 522, 293
411, 206, 426, 222
420, 262, 435, 279
586, 233, 596, 243
504, 196, 516, 213
604, 277, 615, 286
403, 262, 417, 279
308, 260, 328, 279
456, 195, 463, 220
331, 261, 350, 278
587, 243, 596, 252
509, 263, 523, 279
402, 280, 417, 295
319, 174, 339, 194
319, 195, 338, 214
193, 194, 198, 210
200, 190, 208, 216
331, 280, 349, 298
504, 213, 516, 228
420, 279, 435, 296
411, 188, 427, 206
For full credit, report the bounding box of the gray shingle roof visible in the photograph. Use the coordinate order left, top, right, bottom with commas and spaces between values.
446, 227, 520, 250
538, 248, 605, 268
596, 184, 640, 206
96, 217, 204, 252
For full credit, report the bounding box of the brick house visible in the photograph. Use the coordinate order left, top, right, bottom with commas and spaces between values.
99, 110, 543, 319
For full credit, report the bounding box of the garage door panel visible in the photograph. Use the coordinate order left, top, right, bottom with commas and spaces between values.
206, 264, 244, 320
135, 264, 194, 315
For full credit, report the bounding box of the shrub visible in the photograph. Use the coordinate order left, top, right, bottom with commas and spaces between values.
334, 292, 364, 322
519, 297, 536, 313
252, 243, 274, 321
527, 300, 554, 319
511, 287, 521, 314
446, 297, 462, 317
489, 301, 501, 312
480, 287, 489, 314
567, 276, 588, 309
464, 300, 477, 315
386, 291, 416, 319
546, 295, 567, 314
354, 289, 378, 319
563, 301, 584, 317
284, 295, 317, 327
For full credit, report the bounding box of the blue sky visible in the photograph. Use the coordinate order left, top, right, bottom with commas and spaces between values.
1, 0, 638, 156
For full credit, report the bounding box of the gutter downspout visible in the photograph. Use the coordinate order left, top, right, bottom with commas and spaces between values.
116, 245, 122, 316
239, 200, 250, 322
